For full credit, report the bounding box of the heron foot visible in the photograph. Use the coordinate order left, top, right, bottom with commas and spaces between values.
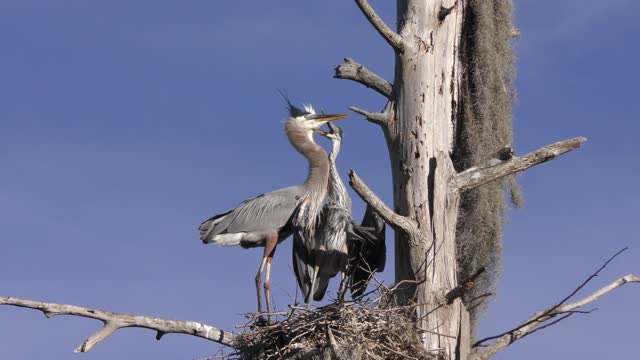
255, 315, 272, 327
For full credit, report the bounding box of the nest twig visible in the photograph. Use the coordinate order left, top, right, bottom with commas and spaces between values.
228, 284, 437, 360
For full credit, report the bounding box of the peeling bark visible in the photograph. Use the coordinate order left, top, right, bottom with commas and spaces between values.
388, 1, 467, 358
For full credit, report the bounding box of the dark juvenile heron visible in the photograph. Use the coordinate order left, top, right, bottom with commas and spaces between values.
347, 204, 386, 298
199, 103, 347, 317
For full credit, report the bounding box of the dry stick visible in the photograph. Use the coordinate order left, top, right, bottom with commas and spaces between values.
471, 276, 638, 360
378, 342, 418, 359
334, 58, 393, 98
445, 267, 486, 304
474, 247, 627, 347
414, 267, 488, 325
349, 105, 388, 126
519, 310, 596, 341
0, 296, 237, 351
325, 326, 340, 356
353, 0, 405, 52
470, 248, 640, 360
555, 247, 628, 307
452, 137, 586, 192
348, 169, 424, 244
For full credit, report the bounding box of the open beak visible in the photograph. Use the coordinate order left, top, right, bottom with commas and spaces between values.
312, 128, 330, 137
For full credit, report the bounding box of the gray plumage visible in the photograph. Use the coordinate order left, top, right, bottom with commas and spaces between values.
199, 100, 347, 318
296, 123, 387, 303
289, 114, 332, 303
307, 123, 351, 302
199, 185, 302, 247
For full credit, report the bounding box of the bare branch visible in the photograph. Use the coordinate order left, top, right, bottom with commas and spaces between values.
471, 274, 638, 360
470, 248, 639, 360
474, 248, 629, 348
444, 267, 486, 304
0, 296, 238, 351
334, 58, 393, 98
348, 169, 423, 242
349, 106, 387, 126
554, 247, 629, 310
353, 0, 405, 52
452, 137, 586, 193
77, 324, 118, 353
519, 311, 594, 341
560, 274, 639, 312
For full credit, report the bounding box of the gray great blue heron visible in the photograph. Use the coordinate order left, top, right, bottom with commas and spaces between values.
324, 124, 386, 300
199, 102, 347, 318
296, 122, 351, 302
295, 122, 387, 302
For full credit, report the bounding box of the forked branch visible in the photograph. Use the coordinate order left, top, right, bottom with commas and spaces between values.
452, 137, 586, 192
334, 58, 393, 98
348, 170, 423, 243
354, 0, 405, 52
470, 248, 639, 360
0, 296, 237, 352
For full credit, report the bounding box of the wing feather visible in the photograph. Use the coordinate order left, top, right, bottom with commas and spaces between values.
347, 204, 386, 298
199, 185, 303, 243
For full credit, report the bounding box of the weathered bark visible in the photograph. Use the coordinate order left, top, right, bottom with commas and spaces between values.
385, 1, 468, 358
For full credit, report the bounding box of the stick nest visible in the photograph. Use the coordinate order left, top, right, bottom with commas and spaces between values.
230, 295, 436, 360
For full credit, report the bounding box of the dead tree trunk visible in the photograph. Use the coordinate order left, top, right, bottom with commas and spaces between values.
344, 0, 469, 356
339, 1, 584, 358
340, 1, 473, 357
390, 1, 468, 357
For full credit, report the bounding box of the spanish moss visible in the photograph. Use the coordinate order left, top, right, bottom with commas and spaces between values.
454, 0, 521, 335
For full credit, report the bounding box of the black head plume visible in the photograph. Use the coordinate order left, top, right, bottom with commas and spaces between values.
277, 89, 308, 118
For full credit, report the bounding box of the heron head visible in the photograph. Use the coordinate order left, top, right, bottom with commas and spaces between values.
281, 92, 348, 131
293, 105, 348, 130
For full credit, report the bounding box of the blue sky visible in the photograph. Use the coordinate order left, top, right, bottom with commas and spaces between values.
0, 1, 638, 359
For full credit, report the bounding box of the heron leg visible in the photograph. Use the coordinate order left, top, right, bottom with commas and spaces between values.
255, 256, 268, 316
263, 232, 278, 323
264, 257, 274, 321
307, 263, 320, 305
337, 272, 347, 301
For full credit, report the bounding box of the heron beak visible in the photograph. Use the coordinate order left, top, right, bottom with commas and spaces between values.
327, 122, 338, 133
312, 128, 330, 137
308, 113, 348, 124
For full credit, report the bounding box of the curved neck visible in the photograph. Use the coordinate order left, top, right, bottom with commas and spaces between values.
285, 119, 330, 229
328, 140, 350, 209
329, 139, 341, 163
